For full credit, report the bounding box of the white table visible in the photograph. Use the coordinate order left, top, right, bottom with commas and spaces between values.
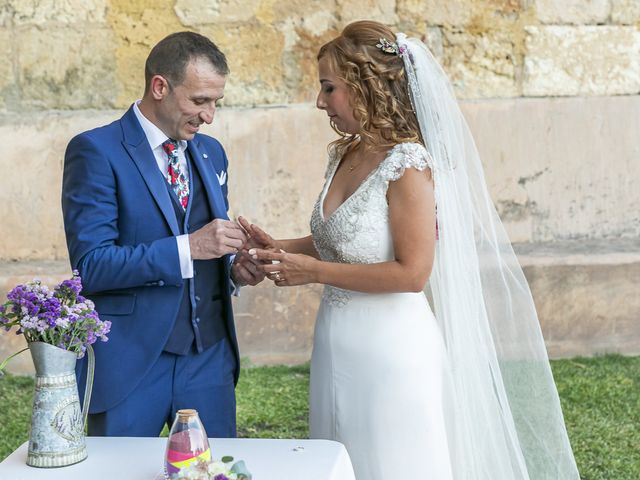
0, 437, 355, 480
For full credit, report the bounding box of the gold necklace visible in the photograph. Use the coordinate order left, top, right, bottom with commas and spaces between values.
347, 147, 365, 173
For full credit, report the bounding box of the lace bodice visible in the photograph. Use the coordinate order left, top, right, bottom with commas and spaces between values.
310, 142, 433, 306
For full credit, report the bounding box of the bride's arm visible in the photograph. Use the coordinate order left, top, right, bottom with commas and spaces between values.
252, 167, 436, 293
278, 236, 319, 258
238, 217, 320, 259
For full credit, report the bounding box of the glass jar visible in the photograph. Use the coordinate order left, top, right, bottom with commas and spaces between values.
164, 409, 211, 478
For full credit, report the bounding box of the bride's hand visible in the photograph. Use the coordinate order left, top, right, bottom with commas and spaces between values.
249, 248, 319, 287
237, 216, 282, 252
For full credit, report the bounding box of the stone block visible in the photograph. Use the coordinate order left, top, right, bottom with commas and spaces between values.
518, 242, 640, 358
270, 0, 337, 33
174, 0, 261, 25
398, 0, 521, 27
298, 10, 336, 37
398, 0, 473, 26
0, 117, 66, 259
463, 95, 640, 242
524, 26, 640, 96
205, 104, 333, 230
241, 0, 338, 103
0, 110, 121, 261
441, 28, 519, 98
611, 0, 640, 25
0, 28, 13, 110
284, 26, 341, 104
232, 282, 321, 365
199, 23, 286, 106
534, 0, 609, 25
16, 26, 117, 109
336, 0, 398, 24
425, 26, 445, 62
106, 0, 189, 108
0, 4, 10, 27
7, 0, 107, 25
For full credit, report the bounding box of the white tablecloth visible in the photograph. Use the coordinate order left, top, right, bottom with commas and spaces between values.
0, 437, 355, 480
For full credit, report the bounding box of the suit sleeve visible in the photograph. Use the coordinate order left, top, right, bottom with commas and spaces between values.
62, 133, 184, 293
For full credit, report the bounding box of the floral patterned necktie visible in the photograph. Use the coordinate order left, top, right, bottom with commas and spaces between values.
162, 139, 189, 210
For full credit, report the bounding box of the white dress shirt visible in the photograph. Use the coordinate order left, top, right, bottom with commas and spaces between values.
133, 101, 193, 279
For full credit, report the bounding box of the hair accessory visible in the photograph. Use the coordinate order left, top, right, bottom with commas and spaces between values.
375, 37, 407, 57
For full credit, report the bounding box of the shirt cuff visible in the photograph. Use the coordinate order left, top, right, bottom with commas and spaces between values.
176, 234, 194, 279
229, 278, 241, 297
228, 254, 242, 296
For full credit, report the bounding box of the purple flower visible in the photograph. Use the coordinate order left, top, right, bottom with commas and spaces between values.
56, 275, 83, 298
100, 320, 112, 338
213, 475, 230, 480
0, 273, 109, 356
39, 296, 62, 327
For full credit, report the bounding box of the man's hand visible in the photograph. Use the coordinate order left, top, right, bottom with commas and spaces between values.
229, 216, 275, 287
231, 249, 266, 286
189, 219, 248, 260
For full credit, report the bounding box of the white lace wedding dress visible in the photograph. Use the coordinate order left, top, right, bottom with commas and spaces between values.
309, 142, 454, 480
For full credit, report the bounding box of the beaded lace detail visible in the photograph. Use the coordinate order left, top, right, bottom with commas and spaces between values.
310, 142, 433, 307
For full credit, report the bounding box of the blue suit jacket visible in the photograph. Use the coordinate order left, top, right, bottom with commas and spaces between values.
62, 106, 240, 413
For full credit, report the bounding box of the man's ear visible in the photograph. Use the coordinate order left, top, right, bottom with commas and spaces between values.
149, 75, 170, 100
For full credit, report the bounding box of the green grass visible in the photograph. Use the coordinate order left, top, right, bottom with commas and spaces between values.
551, 355, 640, 479
1, 355, 638, 479
0, 374, 33, 460
236, 362, 309, 439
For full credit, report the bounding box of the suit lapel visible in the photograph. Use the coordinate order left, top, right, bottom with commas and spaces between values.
120, 107, 181, 236
188, 139, 228, 221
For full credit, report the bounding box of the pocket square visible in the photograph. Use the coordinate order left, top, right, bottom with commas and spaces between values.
216, 170, 227, 185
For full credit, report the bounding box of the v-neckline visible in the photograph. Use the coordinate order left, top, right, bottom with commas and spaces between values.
320, 145, 396, 222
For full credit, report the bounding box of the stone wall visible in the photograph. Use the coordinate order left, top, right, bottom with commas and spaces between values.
1, 0, 639, 111
0, 0, 638, 372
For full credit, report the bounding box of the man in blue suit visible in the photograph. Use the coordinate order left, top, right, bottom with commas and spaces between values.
62, 32, 264, 437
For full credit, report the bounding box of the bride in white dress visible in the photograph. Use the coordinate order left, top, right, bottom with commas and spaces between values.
309, 142, 452, 480
245, 21, 580, 480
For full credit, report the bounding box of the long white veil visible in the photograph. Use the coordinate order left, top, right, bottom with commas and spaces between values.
395, 34, 580, 479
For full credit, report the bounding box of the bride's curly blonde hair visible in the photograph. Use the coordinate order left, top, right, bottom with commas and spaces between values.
317, 21, 423, 153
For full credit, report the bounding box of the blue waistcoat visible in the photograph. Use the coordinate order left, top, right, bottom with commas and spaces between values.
163, 151, 228, 354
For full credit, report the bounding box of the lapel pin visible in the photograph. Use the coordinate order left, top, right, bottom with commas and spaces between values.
203, 153, 208, 159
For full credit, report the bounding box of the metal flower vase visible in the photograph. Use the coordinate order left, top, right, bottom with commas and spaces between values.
26, 341, 94, 468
